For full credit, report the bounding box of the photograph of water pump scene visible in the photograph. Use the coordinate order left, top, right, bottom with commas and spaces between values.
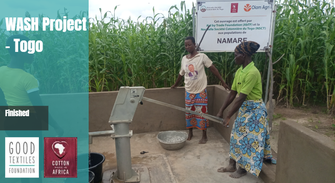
0, 0, 334, 183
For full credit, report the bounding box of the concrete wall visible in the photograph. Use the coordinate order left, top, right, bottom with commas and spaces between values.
212, 85, 237, 142
89, 86, 215, 133
275, 120, 335, 183
88, 85, 238, 140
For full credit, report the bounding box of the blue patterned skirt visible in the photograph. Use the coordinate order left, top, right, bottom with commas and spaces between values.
229, 99, 272, 177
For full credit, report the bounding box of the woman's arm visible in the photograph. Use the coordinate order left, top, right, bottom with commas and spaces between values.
171, 74, 183, 88
224, 93, 247, 127
226, 93, 247, 119
209, 65, 230, 90
217, 90, 237, 117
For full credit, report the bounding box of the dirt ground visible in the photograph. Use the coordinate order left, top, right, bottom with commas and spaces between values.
270, 105, 335, 153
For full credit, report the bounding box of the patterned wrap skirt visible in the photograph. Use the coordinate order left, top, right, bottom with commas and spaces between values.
229, 99, 272, 177
185, 89, 209, 130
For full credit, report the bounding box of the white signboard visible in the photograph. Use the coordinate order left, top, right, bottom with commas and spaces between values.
196, 1, 274, 52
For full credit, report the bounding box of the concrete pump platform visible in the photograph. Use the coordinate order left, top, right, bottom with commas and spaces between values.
89, 128, 264, 183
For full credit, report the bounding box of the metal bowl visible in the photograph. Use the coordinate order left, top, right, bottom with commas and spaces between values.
157, 131, 188, 150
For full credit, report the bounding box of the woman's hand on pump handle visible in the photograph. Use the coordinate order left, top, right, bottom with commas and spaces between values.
222, 82, 230, 91
216, 111, 230, 128
224, 117, 230, 128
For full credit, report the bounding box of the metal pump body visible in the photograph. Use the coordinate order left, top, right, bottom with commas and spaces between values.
109, 86, 145, 183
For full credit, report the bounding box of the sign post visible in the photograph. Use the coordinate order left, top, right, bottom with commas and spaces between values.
194, 0, 276, 131
196, 0, 275, 52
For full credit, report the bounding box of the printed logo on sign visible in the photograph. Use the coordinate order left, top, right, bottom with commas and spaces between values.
5, 137, 39, 178
200, 5, 206, 12
231, 3, 238, 13
52, 141, 68, 158
244, 4, 252, 12
244, 4, 271, 12
44, 137, 77, 178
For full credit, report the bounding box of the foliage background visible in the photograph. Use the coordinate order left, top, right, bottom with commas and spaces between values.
88, 0, 335, 113
0, 0, 334, 112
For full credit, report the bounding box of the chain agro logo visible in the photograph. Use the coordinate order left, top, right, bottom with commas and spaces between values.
244, 4, 252, 12
5, 137, 39, 178
200, 5, 206, 12
44, 137, 77, 178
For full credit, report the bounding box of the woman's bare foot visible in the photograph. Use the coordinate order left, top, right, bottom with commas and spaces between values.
218, 158, 236, 173
187, 128, 193, 140
199, 130, 208, 144
198, 137, 207, 144
229, 167, 247, 178
218, 159, 236, 173
217, 165, 236, 173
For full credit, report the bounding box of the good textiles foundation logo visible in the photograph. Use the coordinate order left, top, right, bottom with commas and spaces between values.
44, 137, 77, 178
5, 137, 39, 178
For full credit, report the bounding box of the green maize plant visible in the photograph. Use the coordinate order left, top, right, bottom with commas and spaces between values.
88, 0, 335, 113
89, 1, 193, 92
0, 1, 325, 112
272, 0, 335, 113
1, 1, 333, 113
0, 19, 8, 66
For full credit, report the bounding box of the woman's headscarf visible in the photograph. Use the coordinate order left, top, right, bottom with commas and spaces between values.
235, 41, 260, 56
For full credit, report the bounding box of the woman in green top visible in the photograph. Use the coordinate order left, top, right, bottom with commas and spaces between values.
216, 41, 273, 178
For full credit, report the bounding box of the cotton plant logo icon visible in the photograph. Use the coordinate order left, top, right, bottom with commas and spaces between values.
52, 141, 68, 158
244, 4, 251, 12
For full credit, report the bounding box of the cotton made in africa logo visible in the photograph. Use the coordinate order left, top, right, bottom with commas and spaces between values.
52, 141, 68, 158
231, 3, 238, 13
44, 137, 77, 178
